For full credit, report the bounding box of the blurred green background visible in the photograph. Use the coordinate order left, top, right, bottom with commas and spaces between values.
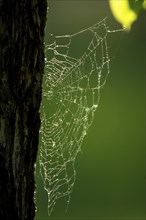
35, 1, 145, 220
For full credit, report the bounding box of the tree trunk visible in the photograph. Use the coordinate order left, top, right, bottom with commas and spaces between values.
0, 0, 47, 219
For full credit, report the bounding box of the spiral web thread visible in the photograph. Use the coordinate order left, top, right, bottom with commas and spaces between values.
39, 18, 110, 215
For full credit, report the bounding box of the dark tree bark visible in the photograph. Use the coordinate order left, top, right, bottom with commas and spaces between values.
0, 0, 47, 219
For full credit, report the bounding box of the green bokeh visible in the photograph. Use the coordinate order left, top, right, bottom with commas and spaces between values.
35, 1, 145, 220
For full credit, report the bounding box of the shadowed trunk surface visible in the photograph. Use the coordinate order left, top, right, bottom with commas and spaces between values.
0, 0, 47, 219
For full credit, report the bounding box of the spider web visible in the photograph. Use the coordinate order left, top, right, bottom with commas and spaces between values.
39, 18, 110, 216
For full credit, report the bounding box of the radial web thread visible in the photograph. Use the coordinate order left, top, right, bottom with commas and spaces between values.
39, 18, 110, 215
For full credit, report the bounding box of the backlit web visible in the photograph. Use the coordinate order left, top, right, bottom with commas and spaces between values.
39, 18, 110, 215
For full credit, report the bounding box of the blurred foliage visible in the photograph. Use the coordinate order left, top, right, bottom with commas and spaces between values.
109, 0, 146, 30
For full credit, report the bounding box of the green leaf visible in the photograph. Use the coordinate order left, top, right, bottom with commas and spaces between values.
109, 0, 145, 31
143, 0, 146, 9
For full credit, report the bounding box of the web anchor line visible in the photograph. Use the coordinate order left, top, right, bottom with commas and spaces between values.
39, 18, 111, 216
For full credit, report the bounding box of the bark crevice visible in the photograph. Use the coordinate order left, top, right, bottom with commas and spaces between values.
0, 0, 47, 219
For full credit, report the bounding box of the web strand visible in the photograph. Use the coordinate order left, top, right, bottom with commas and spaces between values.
39, 18, 110, 216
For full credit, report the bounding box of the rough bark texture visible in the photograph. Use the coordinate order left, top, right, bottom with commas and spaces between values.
0, 0, 47, 219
